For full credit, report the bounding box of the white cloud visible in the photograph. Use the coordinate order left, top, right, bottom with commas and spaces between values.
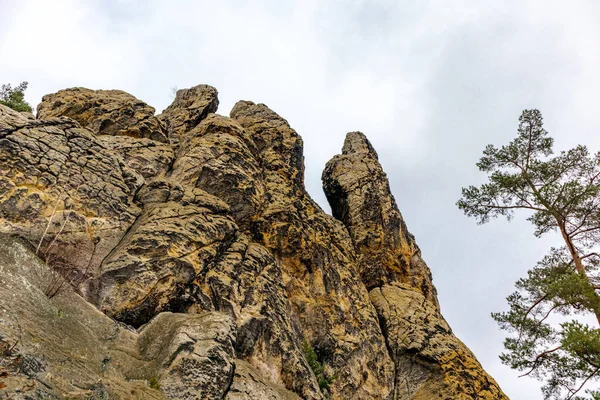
0, 0, 145, 103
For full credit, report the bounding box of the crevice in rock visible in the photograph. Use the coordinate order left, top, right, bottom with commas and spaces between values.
222, 361, 236, 400
96, 208, 143, 272
374, 291, 398, 400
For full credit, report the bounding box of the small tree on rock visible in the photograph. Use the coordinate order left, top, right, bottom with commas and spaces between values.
0, 81, 33, 112
458, 109, 600, 399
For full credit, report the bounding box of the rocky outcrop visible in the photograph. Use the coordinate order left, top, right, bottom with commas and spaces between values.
0, 235, 302, 400
323, 131, 507, 399
0, 234, 164, 399
0, 104, 142, 276
158, 84, 219, 145
369, 285, 506, 400
193, 234, 323, 399
0, 85, 507, 400
98, 135, 175, 180
322, 131, 438, 305
226, 360, 302, 400
138, 312, 237, 400
37, 87, 168, 143
93, 179, 237, 327
94, 177, 322, 398
230, 101, 396, 400
169, 114, 265, 225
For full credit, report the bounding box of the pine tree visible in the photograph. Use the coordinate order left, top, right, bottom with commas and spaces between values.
0, 81, 33, 112
458, 109, 600, 399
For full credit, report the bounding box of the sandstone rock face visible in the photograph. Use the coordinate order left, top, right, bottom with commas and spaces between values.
0, 86, 508, 400
0, 235, 164, 400
37, 87, 168, 142
226, 360, 302, 400
193, 234, 322, 399
0, 235, 302, 400
370, 285, 506, 400
158, 84, 219, 145
0, 104, 142, 276
95, 177, 322, 398
138, 312, 237, 400
94, 179, 237, 327
231, 101, 396, 400
323, 131, 437, 304
98, 135, 175, 180
169, 114, 265, 225
323, 132, 507, 399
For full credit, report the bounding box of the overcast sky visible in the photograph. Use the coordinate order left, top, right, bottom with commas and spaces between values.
2, 1, 600, 398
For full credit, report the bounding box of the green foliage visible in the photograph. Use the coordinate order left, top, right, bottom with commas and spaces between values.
492, 251, 600, 398
148, 376, 160, 390
589, 390, 600, 399
458, 109, 600, 237
458, 109, 600, 399
302, 340, 335, 394
0, 81, 33, 113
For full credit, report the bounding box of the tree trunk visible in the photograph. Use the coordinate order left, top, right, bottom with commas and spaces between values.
558, 222, 600, 326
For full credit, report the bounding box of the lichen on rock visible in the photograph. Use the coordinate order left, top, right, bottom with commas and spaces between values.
323, 131, 438, 304
37, 87, 168, 143
0, 104, 142, 277
231, 101, 397, 400
323, 131, 508, 400
158, 84, 219, 145
0, 85, 508, 400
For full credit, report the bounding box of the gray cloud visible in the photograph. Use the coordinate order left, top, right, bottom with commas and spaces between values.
2, 1, 600, 398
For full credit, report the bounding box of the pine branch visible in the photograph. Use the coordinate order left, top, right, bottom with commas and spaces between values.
519, 346, 562, 378
565, 365, 600, 400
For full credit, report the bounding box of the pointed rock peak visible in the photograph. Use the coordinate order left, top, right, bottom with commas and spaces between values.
158, 84, 219, 145
162, 84, 219, 114
230, 100, 291, 127
342, 131, 378, 159
230, 100, 304, 184
229, 99, 255, 118
324, 132, 438, 305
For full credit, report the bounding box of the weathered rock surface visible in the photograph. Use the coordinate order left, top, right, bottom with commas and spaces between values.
169, 114, 265, 225
37, 87, 168, 143
94, 179, 236, 327
194, 234, 322, 400
0, 104, 142, 277
0, 86, 507, 400
98, 135, 175, 180
226, 360, 302, 400
323, 132, 507, 399
138, 312, 236, 400
93, 175, 321, 398
158, 84, 219, 145
0, 235, 302, 400
0, 235, 164, 400
323, 131, 437, 304
370, 284, 506, 400
231, 101, 396, 400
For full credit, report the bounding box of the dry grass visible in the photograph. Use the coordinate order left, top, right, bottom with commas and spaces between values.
34, 187, 96, 299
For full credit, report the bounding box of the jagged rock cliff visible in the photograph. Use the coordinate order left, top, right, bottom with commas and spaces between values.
0, 85, 507, 399
323, 132, 505, 399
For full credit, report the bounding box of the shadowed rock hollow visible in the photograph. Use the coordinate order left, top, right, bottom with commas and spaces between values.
0, 85, 507, 399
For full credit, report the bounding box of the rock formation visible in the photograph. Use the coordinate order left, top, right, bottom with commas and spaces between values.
37, 87, 168, 143
323, 132, 506, 399
158, 84, 219, 146
0, 85, 507, 399
0, 104, 142, 277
